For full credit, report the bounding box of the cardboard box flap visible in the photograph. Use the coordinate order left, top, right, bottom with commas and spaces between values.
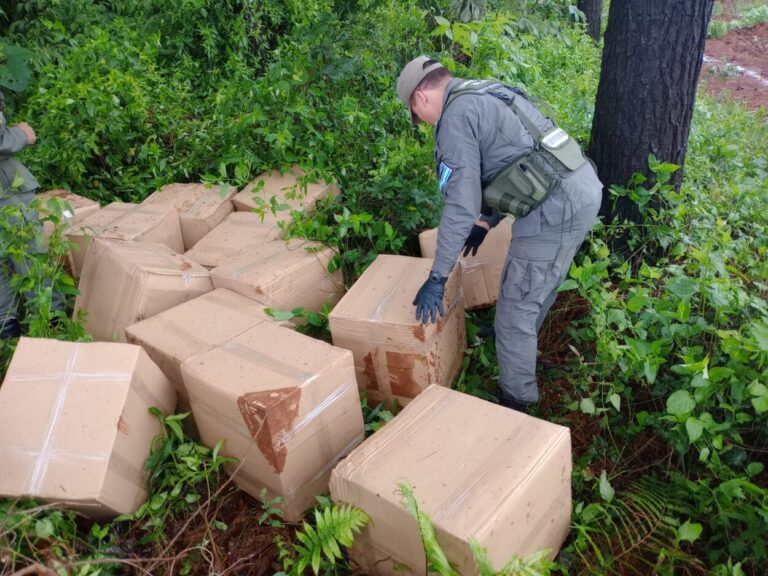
330, 254, 460, 325
143, 183, 236, 250
331, 385, 571, 550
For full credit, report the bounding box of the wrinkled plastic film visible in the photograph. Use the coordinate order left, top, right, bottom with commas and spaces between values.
276, 378, 356, 448
284, 431, 365, 499
3, 344, 135, 494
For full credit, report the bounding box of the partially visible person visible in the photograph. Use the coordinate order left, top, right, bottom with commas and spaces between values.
0, 90, 61, 339
399, 57, 602, 411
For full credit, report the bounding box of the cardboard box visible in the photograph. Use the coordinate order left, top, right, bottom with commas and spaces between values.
328, 254, 465, 407
211, 239, 344, 317
184, 212, 282, 269
0, 338, 176, 519
75, 239, 212, 343
142, 183, 236, 250
36, 189, 101, 244
232, 166, 339, 226
330, 385, 572, 575
419, 217, 513, 310
125, 288, 287, 411
65, 202, 184, 276
181, 323, 365, 521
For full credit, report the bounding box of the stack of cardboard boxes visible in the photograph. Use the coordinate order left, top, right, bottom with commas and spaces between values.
1, 172, 573, 572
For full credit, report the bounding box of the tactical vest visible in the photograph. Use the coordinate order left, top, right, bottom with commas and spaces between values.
444, 80, 587, 218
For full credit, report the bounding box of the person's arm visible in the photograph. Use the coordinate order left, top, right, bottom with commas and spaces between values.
0, 120, 34, 155
431, 111, 483, 277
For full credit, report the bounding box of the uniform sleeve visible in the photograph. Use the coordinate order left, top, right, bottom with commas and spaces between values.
0, 124, 29, 155
432, 111, 483, 278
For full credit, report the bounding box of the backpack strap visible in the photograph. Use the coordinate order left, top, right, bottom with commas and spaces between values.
444, 79, 549, 143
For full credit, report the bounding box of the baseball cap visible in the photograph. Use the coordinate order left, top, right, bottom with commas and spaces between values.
396, 56, 446, 125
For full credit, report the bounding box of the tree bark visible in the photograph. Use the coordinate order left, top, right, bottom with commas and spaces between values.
589, 0, 714, 222
578, 0, 602, 41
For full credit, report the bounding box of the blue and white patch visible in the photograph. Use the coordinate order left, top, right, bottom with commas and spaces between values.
438, 161, 454, 192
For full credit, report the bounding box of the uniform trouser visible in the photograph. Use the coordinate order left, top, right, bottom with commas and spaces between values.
0, 191, 64, 338
495, 180, 601, 404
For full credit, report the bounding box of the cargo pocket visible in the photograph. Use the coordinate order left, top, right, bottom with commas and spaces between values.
500, 241, 559, 302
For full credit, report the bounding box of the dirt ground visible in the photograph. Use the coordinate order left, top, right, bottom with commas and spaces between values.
701, 21, 768, 109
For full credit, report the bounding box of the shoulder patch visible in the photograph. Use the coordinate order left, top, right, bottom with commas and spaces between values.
438, 161, 454, 192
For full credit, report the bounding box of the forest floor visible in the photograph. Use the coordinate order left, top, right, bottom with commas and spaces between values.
701, 4, 768, 109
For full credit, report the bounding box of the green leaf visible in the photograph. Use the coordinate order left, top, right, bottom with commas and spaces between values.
677, 520, 702, 543
580, 397, 595, 415
35, 518, 55, 539
667, 390, 695, 416
265, 308, 295, 321
609, 393, 621, 411
748, 382, 768, 414
666, 276, 698, 300
750, 320, 768, 352
557, 279, 578, 292
598, 470, 614, 503
685, 416, 704, 443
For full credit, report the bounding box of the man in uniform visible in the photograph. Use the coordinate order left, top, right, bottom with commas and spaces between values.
399, 56, 602, 410
0, 89, 48, 339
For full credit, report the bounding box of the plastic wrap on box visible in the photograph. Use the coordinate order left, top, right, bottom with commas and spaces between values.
125, 288, 289, 412
328, 254, 465, 407
184, 212, 282, 269
232, 166, 339, 225
0, 338, 176, 519
181, 322, 364, 521
65, 202, 183, 276
419, 217, 513, 310
75, 239, 213, 343
142, 183, 236, 250
330, 385, 572, 575
211, 239, 344, 318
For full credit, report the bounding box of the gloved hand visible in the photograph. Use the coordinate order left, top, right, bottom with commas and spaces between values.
462, 224, 489, 257
413, 272, 447, 324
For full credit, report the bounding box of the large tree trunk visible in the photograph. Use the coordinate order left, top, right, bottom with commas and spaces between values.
589, 0, 714, 222
578, 0, 602, 41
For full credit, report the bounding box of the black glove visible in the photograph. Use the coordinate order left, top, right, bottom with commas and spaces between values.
413, 272, 447, 325
462, 224, 489, 257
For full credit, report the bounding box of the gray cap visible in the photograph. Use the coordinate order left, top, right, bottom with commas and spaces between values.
396, 56, 446, 125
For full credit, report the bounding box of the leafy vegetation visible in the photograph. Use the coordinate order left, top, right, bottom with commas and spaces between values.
0, 0, 766, 574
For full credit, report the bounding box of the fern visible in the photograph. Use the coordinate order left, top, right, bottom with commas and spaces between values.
572, 476, 707, 575
289, 503, 369, 576
399, 483, 461, 576
400, 484, 554, 576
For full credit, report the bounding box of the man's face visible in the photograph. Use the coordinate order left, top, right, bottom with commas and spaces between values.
410, 88, 441, 126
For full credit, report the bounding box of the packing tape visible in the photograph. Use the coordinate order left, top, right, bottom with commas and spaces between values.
221, 340, 317, 383
3, 344, 134, 494
283, 431, 365, 499
362, 291, 465, 395
275, 378, 356, 448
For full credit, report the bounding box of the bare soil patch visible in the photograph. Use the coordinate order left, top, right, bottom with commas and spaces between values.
702, 22, 768, 109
